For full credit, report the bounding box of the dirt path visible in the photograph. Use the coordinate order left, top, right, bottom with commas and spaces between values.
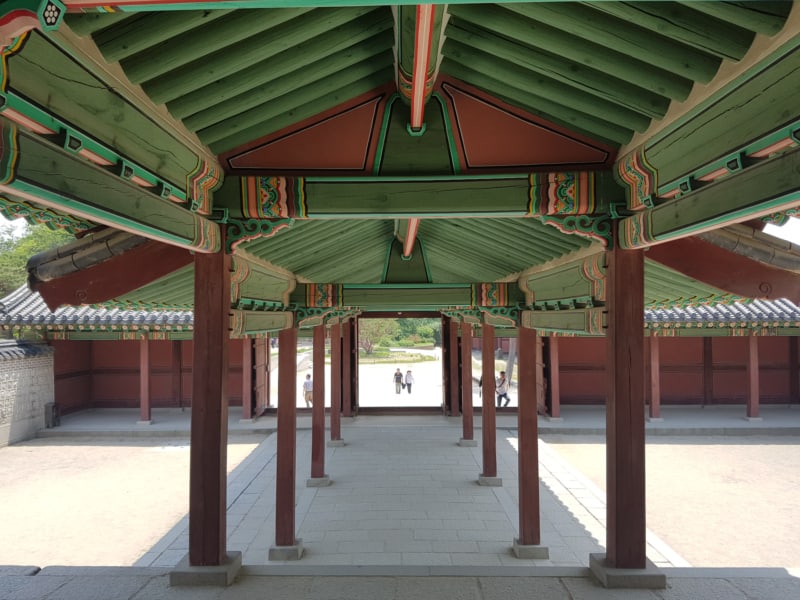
0, 435, 263, 566
542, 434, 800, 568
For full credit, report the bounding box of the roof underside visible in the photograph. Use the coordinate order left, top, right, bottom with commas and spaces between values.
2, 1, 798, 330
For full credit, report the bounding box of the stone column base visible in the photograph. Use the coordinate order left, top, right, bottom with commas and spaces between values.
744, 416, 763, 422
269, 539, 304, 561
646, 417, 663, 422
458, 438, 477, 447
169, 551, 242, 587
512, 538, 549, 559
478, 474, 502, 486
589, 553, 666, 589
136, 420, 153, 426
327, 439, 346, 447
307, 475, 332, 487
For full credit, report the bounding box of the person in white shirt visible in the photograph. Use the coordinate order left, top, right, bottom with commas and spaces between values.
404, 369, 415, 394
495, 371, 510, 407
302, 374, 313, 408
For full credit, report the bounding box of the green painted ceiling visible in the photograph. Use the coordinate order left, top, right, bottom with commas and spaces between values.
22, 1, 797, 320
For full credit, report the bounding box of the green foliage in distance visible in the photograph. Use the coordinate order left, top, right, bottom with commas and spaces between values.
0, 221, 73, 297
358, 318, 440, 354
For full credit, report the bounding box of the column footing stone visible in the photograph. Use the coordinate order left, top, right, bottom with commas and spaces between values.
546, 416, 563, 422
269, 539, 304, 561
478, 474, 502, 486
589, 552, 666, 589
646, 417, 663, 422
169, 551, 241, 586
327, 439, 345, 447
744, 416, 763, 422
458, 438, 477, 447
307, 475, 331, 487
512, 538, 549, 559
136, 420, 153, 426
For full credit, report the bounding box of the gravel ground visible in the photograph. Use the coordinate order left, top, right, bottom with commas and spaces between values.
542, 434, 800, 568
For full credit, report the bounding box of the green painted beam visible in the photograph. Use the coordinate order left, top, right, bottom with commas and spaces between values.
231, 253, 295, 306
342, 286, 473, 309
184, 46, 395, 131
93, 9, 235, 63
441, 58, 632, 146
207, 71, 393, 153
681, 1, 792, 35
445, 19, 670, 119
521, 308, 605, 335
443, 38, 652, 132
123, 7, 313, 86
645, 45, 800, 185
6, 32, 201, 193
230, 309, 293, 336
167, 20, 394, 119
520, 252, 605, 306
2, 123, 220, 253
447, 4, 693, 100
588, 1, 755, 61
619, 146, 800, 249
505, 2, 721, 83
63, 12, 132, 36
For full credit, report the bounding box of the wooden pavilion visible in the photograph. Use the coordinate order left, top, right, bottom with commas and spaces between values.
0, 0, 799, 587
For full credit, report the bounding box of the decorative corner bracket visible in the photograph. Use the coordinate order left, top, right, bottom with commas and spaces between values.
226, 218, 293, 252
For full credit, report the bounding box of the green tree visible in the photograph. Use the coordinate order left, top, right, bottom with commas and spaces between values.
0, 222, 73, 297
358, 318, 400, 354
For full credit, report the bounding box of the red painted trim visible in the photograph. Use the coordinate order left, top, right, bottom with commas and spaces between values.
34, 239, 193, 311
410, 4, 435, 131
402, 217, 420, 258
645, 236, 800, 303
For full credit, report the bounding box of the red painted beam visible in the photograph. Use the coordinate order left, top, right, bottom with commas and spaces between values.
410, 4, 435, 132
33, 239, 193, 310
645, 236, 800, 303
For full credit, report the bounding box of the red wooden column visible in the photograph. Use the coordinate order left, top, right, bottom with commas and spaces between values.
138, 337, 151, 424
479, 323, 500, 485
171, 340, 182, 409
790, 337, 799, 404
746, 335, 760, 419
241, 337, 253, 421
188, 247, 230, 567
342, 319, 353, 417
648, 335, 661, 420
309, 324, 330, 485
459, 323, 476, 445
269, 326, 303, 559
703, 338, 713, 407
603, 235, 646, 570
549, 336, 561, 419
514, 326, 547, 557
449, 318, 460, 416
329, 322, 344, 445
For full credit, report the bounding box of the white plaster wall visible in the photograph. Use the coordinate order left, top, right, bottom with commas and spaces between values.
0, 353, 53, 447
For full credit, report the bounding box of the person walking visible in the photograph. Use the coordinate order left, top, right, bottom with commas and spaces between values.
302, 373, 313, 408
495, 371, 510, 407
404, 369, 415, 394
393, 368, 404, 394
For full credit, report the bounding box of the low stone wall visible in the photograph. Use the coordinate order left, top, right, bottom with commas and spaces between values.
0, 341, 54, 447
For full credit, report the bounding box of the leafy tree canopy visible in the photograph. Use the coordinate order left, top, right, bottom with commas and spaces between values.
0, 220, 73, 297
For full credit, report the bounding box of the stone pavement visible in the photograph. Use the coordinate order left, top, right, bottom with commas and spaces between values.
3, 406, 800, 599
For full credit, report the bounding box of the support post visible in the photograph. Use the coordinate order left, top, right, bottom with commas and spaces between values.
188, 246, 230, 567
172, 340, 182, 409
138, 337, 151, 424
514, 326, 547, 558
449, 318, 460, 416
703, 337, 713, 407
790, 337, 799, 404
459, 323, 476, 446
648, 335, 661, 420
342, 319, 353, 417
604, 235, 646, 569
241, 337, 253, 421
549, 336, 561, 419
270, 327, 303, 560
329, 322, 344, 446
309, 324, 330, 485
746, 335, 760, 420
479, 324, 500, 485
